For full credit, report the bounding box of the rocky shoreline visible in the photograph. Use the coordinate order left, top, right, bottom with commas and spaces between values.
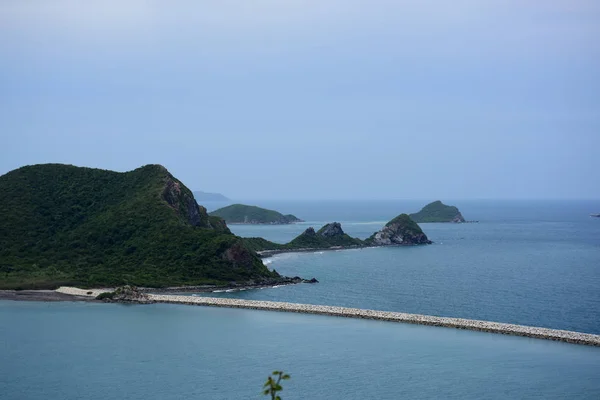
257, 245, 366, 258
51, 287, 600, 347
257, 243, 432, 258
141, 276, 319, 293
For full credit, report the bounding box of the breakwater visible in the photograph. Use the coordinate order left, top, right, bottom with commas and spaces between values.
150, 294, 600, 347
55, 287, 600, 347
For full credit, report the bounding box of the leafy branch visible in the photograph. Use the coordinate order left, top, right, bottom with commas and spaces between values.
263, 370, 291, 400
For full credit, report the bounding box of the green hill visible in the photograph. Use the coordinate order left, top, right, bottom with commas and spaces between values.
0, 164, 277, 289
409, 201, 465, 223
209, 204, 302, 224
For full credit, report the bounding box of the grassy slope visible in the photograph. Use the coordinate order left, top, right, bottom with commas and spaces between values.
0, 164, 276, 289
209, 204, 301, 224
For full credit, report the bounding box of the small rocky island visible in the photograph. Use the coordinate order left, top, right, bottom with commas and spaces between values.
409, 200, 466, 223
245, 213, 431, 255
364, 214, 432, 245
209, 204, 303, 224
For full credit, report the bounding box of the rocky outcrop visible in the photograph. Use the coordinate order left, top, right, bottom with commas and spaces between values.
100, 286, 155, 303
450, 213, 466, 223
163, 176, 210, 227
367, 214, 431, 246
162, 176, 231, 232
317, 222, 344, 237
288, 224, 363, 249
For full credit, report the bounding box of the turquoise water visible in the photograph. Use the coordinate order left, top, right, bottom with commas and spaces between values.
206, 200, 600, 334
2, 301, 600, 400
1, 200, 599, 399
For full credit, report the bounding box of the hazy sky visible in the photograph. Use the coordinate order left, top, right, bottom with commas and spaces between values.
1, 1, 598, 200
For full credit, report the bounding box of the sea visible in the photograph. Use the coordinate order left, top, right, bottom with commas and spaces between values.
1, 199, 600, 399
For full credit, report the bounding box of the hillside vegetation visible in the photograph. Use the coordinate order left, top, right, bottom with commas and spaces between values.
0, 164, 277, 289
409, 201, 465, 223
209, 204, 302, 224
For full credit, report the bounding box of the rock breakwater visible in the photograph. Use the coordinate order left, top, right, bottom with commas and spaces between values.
55, 287, 600, 347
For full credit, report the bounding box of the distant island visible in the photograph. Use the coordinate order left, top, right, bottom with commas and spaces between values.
192, 190, 230, 201
0, 164, 282, 289
245, 214, 431, 255
209, 204, 304, 225
410, 201, 466, 223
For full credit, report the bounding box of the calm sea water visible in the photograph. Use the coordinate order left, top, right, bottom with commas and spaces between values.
1, 200, 599, 399
205, 200, 600, 335
2, 301, 600, 400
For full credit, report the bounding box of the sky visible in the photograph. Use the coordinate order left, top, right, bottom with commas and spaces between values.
1, 1, 599, 200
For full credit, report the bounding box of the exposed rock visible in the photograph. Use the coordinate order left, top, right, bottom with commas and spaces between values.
162, 177, 209, 227
367, 214, 432, 246
303, 227, 316, 236
110, 286, 154, 303
317, 222, 344, 237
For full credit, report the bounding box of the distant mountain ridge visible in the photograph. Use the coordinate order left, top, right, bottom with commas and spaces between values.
193, 191, 230, 201
0, 164, 277, 289
209, 204, 303, 224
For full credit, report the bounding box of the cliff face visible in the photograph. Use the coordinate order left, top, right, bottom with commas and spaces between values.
367, 214, 432, 245
162, 175, 230, 233
163, 176, 209, 227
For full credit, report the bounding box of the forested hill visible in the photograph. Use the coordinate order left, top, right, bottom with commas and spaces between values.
409, 201, 466, 223
209, 204, 303, 224
0, 164, 277, 289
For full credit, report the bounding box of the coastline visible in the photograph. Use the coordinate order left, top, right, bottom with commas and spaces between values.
257, 243, 429, 258
257, 245, 366, 258
15, 287, 597, 347
0, 289, 100, 302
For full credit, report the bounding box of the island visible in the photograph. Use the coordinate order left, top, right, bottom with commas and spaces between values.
409, 200, 466, 223
209, 204, 303, 224
0, 164, 295, 289
192, 190, 230, 201
244, 214, 431, 255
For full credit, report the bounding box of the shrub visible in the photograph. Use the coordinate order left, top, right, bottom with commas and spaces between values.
96, 291, 115, 300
